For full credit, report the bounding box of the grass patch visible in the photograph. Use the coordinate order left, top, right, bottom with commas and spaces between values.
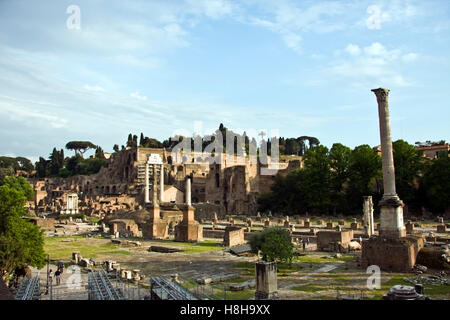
210, 286, 254, 300
151, 239, 224, 254
44, 235, 131, 260
233, 261, 304, 276
295, 254, 356, 264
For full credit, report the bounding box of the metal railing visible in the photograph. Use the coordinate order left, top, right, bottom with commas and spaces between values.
88, 270, 125, 300
15, 275, 41, 300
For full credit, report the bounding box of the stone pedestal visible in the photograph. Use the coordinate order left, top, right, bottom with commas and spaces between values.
255, 262, 278, 300
264, 219, 272, 227
437, 224, 447, 233
142, 205, 169, 239
361, 235, 425, 272
379, 197, 406, 238
338, 220, 345, 226
224, 226, 245, 247
283, 221, 290, 228
326, 222, 334, 229
174, 205, 203, 242
351, 222, 359, 230
304, 221, 310, 228
72, 252, 81, 264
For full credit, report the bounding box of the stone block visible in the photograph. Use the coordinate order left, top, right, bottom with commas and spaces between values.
224, 226, 245, 247
317, 230, 354, 252
255, 262, 278, 300
361, 235, 425, 272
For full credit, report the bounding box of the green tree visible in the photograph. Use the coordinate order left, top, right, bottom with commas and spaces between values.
15, 157, 34, 173
421, 155, 450, 214
65, 141, 96, 158
35, 157, 50, 178
113, 144, 120, 153
249, 227, 293, 263
392, 140, 423, 207
94, 146, 106, 160
49, 148, 64, 176
0, 177, 46, 280
347, 145, 382, 210
299, 145, 331, 213
329, 143, 351, 214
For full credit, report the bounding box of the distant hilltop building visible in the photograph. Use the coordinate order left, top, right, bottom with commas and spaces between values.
416, 143, 449, 159
373, 141, 449, 159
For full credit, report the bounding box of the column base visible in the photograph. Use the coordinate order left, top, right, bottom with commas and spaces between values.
379, 196, 406, 239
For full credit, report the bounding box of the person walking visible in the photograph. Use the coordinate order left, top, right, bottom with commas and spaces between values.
55, 270, 61, 286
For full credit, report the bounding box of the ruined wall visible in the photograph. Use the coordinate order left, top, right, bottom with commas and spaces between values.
317, 230, 354, 251
192, 203, 226, 220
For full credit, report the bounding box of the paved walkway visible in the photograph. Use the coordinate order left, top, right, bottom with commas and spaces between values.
280, 263, 342, 290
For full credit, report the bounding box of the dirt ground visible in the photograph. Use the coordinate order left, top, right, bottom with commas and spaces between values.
38, 221, 450, 300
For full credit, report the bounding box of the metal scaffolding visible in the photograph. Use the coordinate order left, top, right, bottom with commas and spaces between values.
150, 276, 198, 300
88, 270, 125, 300
15, 275, 41, 300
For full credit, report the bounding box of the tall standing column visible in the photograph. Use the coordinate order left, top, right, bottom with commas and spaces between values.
363, 196, 374, 237
145, 162, 150, 203
186, 177, 191, 206
153, 165, 159, 207
372, 88, 405, 238
160, 164, 164, 202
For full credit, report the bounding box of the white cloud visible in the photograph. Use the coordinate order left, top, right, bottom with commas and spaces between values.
328, 42, 417, 87
282, 33, 302, 53
83, 85, 105, 92
244, 1, 347, 53
130, 91, 148, 101
364, 1, 420, 30
345, 44, 361, 56
0, 101, 68, 129
402, 53, 419, 63
186, 0, 235, 19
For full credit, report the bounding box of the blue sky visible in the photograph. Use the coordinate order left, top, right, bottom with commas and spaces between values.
0, 0, 449, 162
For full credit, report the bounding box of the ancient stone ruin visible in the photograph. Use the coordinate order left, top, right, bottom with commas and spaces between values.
361, 88, 425, 272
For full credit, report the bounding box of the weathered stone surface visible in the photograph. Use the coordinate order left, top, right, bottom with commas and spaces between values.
255, 262, 278, 300
317, 230, 354, 252
224, 226, 245, 247
361, 235, 425, 272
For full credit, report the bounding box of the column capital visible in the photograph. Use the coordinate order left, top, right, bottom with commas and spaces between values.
371, 88, 390, 102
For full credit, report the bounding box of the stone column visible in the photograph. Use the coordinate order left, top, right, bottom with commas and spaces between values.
363, 196, 374, 237
372, 88, 405, 238
186, 177, 191, 206
152, 165, 158, 207
145, 162, 150, 203
160, 164, 164, 202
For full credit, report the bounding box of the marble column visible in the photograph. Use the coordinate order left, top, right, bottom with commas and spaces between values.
186, 177, 191, 206
153, 165, 158, 207
372, 88, 405, 238
144, 162, 150, 203
363, 196, 374, 237
160, 164, 164, 202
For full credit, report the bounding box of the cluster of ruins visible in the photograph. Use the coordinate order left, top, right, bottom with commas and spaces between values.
18, 87, 450, 302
